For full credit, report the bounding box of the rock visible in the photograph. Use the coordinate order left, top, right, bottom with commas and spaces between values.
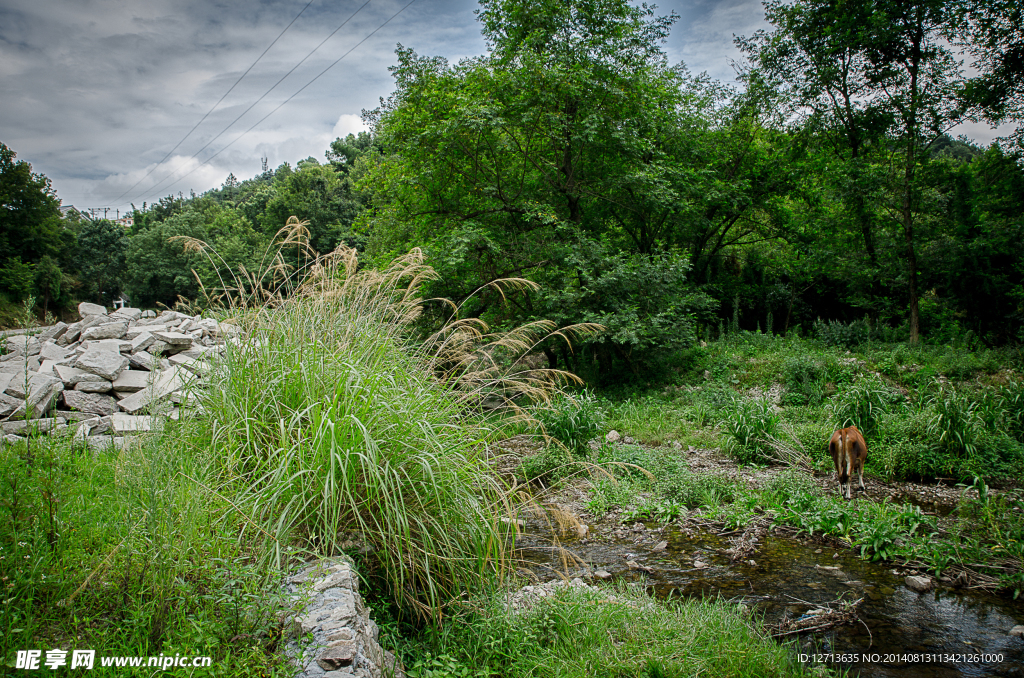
111, 307, 142, 321
0, 356, 40, 373
130, 332, 156, 353
112, 413, 161, 433
168, 353, 210, 374
0, 373, 12, 393
62, 391, 118, 416
905, 575, 933, 593
594, 570, 613, 580
83, 339, 132, 353
112, 370, 151, 392
39, 342, 70, 361
0, 393, 23, 418
5, 335, 40, 356
693, 560, 708, 569
75, 380, 113, 393
128, 351, 157, 371
38, 321, 68, 341
80, 322, 128, 341
78, 302, 107, 318
574, 524, 589, 538
626, 560, 640, 570
151, 331, 193, 347
4, 373, 63, 419
1, 418, 64, 436
317, 629, 357, 670
606, 430, 621, 443
117, 367, 188, 414
141, 310, 156, 318
623, 436, 635, 444
75, 349, 129, 381
1010, 625, 1024, 637
653, 540, 668, 551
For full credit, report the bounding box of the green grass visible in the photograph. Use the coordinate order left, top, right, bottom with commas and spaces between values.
0, 427, 290, 676
398, 581, 812, 678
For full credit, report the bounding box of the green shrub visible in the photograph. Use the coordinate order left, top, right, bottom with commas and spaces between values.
535, 390, 604, 457
928, 386, 982, 458
781, 355, 825, 406
658, 469, 740, 508
721, 397, 780, 464
814, 318, 870, 348
519, 446, 578, 485
829, 377, 905, 438
760, 469, 819, 505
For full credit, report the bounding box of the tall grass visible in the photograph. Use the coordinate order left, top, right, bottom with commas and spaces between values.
194, 238, 596, 621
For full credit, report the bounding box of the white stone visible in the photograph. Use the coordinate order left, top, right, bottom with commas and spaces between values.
111, 307, 142, 321
78, 302, 107, 318
112, 413, 161, 433
117, 367, 188, 414
905, 575, 933, 593
75, 350, 129, 381
606, 430, 621, 443
151, 331, 193, 346
130, 332, 156, 353
112, 370, 152, 392
128, 351, 156, 371
63, 391, 117, 416
80, 321, 128, 341
75, 380, 113, 393
39, 342, 69, 361
1010, 625, 1024, 637
84, 339, 132, 353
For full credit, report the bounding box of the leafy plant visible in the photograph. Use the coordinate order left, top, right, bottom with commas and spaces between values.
721, 397, 780, 464
830, 377, 904, 438
535, 390, 604, 458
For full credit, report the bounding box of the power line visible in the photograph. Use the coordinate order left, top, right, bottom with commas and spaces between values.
109, 0, 318, 205
122, 0, 377, 206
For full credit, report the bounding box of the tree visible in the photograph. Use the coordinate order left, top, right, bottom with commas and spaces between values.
0, 142, 63, 266
76, 219, 129, 305
742, 0, 969, 343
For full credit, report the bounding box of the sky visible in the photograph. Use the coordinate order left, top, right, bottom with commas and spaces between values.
0, 0, 1014, 214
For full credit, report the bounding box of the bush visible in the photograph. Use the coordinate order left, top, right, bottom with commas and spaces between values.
721, 397, 780, 464
535, 390, 604, 458
814, 318, 870, 348
781, 355, 824, 406
829, 377, 905, 438
658, 469, 741, 508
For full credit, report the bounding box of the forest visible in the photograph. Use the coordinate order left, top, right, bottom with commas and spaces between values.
1, 0, 1021, 386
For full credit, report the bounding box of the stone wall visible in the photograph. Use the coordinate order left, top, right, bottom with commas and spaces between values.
283, 558, 403, 678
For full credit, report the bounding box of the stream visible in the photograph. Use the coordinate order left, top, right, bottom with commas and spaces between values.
514, 519, 1024, 676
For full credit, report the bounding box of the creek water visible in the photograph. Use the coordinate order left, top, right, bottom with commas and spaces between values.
514, 521, 1024, 676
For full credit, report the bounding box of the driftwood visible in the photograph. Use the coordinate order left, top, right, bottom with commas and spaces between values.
769, 595, 865, 638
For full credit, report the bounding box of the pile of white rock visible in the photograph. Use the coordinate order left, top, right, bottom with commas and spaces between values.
0, 301, 240, 449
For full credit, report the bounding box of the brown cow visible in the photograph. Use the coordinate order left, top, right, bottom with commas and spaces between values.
829, 427, 868, 500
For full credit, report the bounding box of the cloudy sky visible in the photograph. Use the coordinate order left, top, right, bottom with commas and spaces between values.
0, 0, 1012, 214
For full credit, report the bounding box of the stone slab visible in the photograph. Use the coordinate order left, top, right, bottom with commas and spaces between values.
81, 321, 128, 341
75, 380, 113, 393
117, 367, 188, 414
75, 350, 129, 381
63, 390, 118, 416
130, 332, 156, 353
112, 412, 162, 433
112, 370, 151, 392
1, 418, 64, 435
151, 331, 193, 347
39, 342, 70, 361
128, 351, 156, 371
78, 302, 107, 317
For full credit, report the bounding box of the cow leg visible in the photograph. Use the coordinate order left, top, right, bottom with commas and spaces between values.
858, 468, 865, 492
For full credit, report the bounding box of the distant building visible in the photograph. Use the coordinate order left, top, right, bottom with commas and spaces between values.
59, 205, 86, 219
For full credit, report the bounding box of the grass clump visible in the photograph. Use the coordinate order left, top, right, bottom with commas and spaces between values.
402, 582, 809, 678
721, 397, 779, 464
200, 247, 553, 620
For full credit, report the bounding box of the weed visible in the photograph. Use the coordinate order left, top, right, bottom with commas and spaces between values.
829, 377, 904, 438
535, 390, 603, 458
720, 397, 779, 464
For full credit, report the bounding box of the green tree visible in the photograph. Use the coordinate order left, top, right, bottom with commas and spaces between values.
0, 142, 63, 267
77, 219, 129, 305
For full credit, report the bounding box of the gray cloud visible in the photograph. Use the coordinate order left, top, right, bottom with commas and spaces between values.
0, 0, 1008, 213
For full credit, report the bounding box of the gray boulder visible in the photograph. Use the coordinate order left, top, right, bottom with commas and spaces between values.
63, 391, 117, 416
80, 321, 128, 341
75, 350, 129, 381
78, 302, 107, 318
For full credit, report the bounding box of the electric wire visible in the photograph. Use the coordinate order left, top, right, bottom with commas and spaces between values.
121, 0, 377, 207
109, 0, 317, 205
